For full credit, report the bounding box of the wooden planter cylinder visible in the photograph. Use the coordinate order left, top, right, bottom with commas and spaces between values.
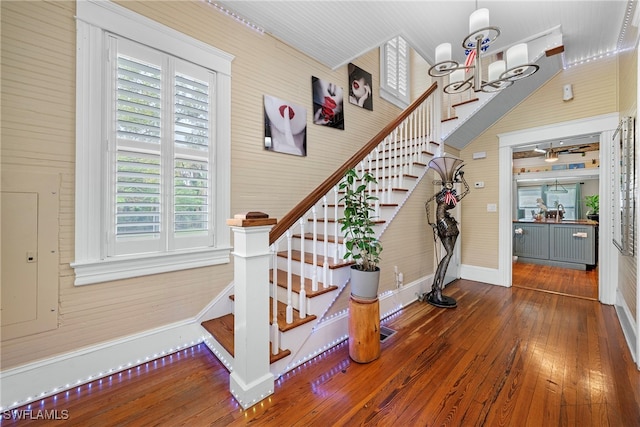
348, 295, 380, 363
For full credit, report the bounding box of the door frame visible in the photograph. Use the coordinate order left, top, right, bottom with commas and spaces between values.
497, 112, 619, 304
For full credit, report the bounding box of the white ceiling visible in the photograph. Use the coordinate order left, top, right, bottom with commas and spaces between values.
216, 1, 637, 70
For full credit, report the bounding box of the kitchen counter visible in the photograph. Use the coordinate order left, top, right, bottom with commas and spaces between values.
514, 218, 598, 226
513, 220, 598, 269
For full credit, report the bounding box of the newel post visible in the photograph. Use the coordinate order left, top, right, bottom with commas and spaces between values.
226, 212, 277, 409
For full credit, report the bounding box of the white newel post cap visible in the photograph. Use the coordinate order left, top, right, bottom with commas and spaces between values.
227, 211, 277, 228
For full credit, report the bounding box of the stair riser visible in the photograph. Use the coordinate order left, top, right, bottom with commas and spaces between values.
273, 258, 349, 285
285, 240, 342, 259
272, 287, 337, 315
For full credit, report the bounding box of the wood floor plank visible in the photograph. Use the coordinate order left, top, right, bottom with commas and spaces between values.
5, 279, 640, 426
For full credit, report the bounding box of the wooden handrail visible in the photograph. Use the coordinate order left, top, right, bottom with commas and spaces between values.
269, 82, 439, 245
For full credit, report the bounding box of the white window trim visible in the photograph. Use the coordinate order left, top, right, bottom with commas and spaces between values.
72, 0, 233, 286
379, 36, 410, 109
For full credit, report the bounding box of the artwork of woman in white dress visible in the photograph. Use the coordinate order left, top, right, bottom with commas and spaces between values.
264, 94, 307, 157
312, 76, 344, 130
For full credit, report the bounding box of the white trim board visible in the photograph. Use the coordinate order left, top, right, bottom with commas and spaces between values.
615, 289, 638, 364
0, 321, 204, 411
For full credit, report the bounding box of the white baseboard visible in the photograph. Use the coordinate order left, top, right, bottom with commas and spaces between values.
460, 264, 503, 286
0, 320, 203, 411
615, 290, 638, 365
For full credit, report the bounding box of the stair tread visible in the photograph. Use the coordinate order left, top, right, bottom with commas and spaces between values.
442, 116, 458, 123
201, 315, 292, 364
324, 203, 398, 208
269, 269, 339, 297
277, 249, 354, 269
270, 298, 318, 332
452, 97, 479, 108
314, 218, 386, 224
228, 295, 318, 332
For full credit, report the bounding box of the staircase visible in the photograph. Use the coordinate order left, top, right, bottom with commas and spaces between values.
196, 29, 567, 409
197, 83, 442, 400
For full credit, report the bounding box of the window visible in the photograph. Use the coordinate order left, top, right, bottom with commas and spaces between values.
516, 183, 581, 220
380, 36, 410, 109
73, 1, 233, 285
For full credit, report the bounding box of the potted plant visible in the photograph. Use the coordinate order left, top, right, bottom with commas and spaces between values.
585, 194, 599, 221
339, 168, 383, 299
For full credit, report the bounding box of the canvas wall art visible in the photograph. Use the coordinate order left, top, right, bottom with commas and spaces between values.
348, 63, 373, 110
264, 94, 307, 157
312, 76, 344, 130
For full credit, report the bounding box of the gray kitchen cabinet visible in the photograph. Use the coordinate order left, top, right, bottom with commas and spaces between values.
513, 223, 549, 260
549, 224, 596, 265
513, 221, 597, 269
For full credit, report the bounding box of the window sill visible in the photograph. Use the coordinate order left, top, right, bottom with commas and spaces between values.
71, 247, 232, 286
379, 87, 409, 110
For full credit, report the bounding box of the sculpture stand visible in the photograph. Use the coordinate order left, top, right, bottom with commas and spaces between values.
425, 292, 457, 308
348, 295, 381, 363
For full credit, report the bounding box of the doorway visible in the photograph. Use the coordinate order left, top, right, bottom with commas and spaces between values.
497, 113, 619, 304
510, 144, 600, 299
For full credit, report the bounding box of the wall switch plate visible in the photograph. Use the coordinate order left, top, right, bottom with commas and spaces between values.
487, 203, 497, 212
474, 181, 485, 188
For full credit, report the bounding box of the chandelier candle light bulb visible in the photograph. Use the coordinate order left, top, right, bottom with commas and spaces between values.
435, 43, 452, 64
507, 43, 529, 70
469, 8, 489, 34
450, 69, 465, 84
488, 60, 506, 82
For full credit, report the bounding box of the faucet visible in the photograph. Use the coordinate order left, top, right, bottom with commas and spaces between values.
556, 203, 565, 222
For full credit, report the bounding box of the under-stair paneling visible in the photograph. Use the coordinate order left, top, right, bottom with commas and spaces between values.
459, 57, 618, 270
617, 49, 638, 322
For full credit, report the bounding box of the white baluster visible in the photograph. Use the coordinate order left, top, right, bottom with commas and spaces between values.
399, 122, 405, 189
408, 114, 414, 176
286, 230, 293, 324
299, 217, 306, 319
333, 185, 339, 262
322, 195, 329, 288
312, 205, 318, 292
271, 249, 279, 355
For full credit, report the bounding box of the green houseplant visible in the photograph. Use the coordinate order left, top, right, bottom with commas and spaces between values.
339, 169, 383, 299
585, 194, 599, 221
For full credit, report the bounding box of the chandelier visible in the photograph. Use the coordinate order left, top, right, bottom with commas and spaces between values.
428, 8, 539, 94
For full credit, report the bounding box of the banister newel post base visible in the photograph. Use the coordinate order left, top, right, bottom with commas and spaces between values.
227, 212, 277, 409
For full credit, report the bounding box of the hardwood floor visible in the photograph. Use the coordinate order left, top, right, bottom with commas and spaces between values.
512, 261, 598, 300
5, 280, 639, 426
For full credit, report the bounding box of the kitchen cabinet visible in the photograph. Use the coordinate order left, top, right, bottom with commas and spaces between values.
513, 220, 597, 269
513, 223, 549, 260
549, 224, 596, 265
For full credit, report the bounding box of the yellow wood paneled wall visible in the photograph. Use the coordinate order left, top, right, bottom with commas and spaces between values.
459, 57, 618, 269
617, 49, 638, 321
0, 0, 436, 369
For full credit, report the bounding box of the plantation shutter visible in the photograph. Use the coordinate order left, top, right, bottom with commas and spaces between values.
385, 36, 408, 99
109, 36, 215, 256
172, 61, 215, 250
